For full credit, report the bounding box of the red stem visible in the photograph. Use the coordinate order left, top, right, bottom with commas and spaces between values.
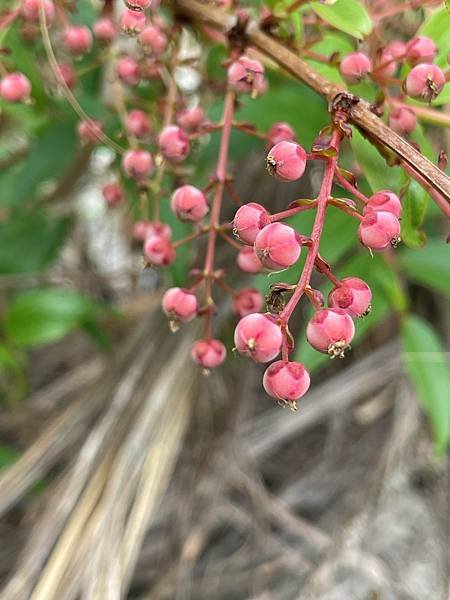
334, 170, 370, 204
270, 201, 317, 222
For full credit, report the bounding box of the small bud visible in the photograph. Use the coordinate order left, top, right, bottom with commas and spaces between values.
306, 308, 355, 358
233, 202, 270, 245
388, 106, 417, 136
171, 185, 209, 222
328, 277, 372, 318
93, 17, 117, 44
77, 119, 103, 145
176, 106, 205, 132
102, 182, 123, 207
267, 122, 296, 146
132, 220, 171, 241
63, 25, 93, 56
358, 211, 401, 250
21, 0, 55, 23
254, 222, 302, 271
0, 72, 31, 103
364, 190, 402, 218
117, 55, 140, 85
125, 109, 152, 139
405, 63, 445, 103
143, 235, 176, 265
191, 339, 226, 368
122, 149, 154, 180
405, 36, 437, 66
233, 288, 264, 317
227, 56, 266, 96
266, 141, 307, 182
162, 287, 198, 323
158, 125, 190, 162
236, 246, 263, 273
263, 361, 310, 405
339, 52, 372, 84
120, 9, 146, 35
138, 26, 167, 55
234, 313, 282, 363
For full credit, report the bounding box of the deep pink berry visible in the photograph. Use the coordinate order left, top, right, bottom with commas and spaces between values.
125, 109, 152, 139
339, 52, 372, 84
267, 122, 296, 146
63, 25, 93, 56
0, 72, 31, 103
227, 56, 266, 96
21, 0, 54, 22
138, 26, 167, 55
122, 149, 154, 180
132, 220, 171, 241
77, 119, 103, 145
120, 9, 146, 35
405, 64, 445, 103
93, 17, 117, 43
233, 288, 264, 318
254, 222, 302, 271
162, 287, 198, 323
358, 211, 401, 250
171, 185, 208, 222
266, 141, 307, 182
328, 277, 372, 319
143, 235, 176, 265
388, 106, 417, 135
364, 190, 402, 218
236, 246, 263, 273
117, 55, 140, 85
158, 125, 190, 162
191, 339, 226, 369
176, 107, 205, 132
306, 308, 355, 358
385, 40, 406, 60
58, 63, 76, 89
405, 36, 437, 66
102, 182, 124, 207
124, 0, 151, 10
234, 313, 282, 363
263, 361, 310, 404
233, 202, 270, 245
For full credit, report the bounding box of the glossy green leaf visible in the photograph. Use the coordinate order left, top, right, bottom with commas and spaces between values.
311, 0, 372, 39
401, 179, 428, 248
399, 239, 450, 296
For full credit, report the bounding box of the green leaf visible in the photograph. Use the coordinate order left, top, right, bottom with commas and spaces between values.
401, 179, 428, 248
399, 239, 450, 296
401, 315, 450, 454
418, 7, 450, 69
0, 445, 20, 471
311, 0, 372, 39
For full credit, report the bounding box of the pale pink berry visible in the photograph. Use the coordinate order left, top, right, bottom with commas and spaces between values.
306, 308, 355, 358
124, 0, 151, 11
233, 202, 270, 245
263, 361, 310, 404
176, 107, 205, 132
388, 106, 417, 135
21, 0, 54, 23
117, 55, 140, 85
158, 125, 190, 162
266, 141, 307, 182
267, 122, 296, 146
339, 52, 372, 84
254, 222, 302, 271
234, 313, 282, 363
405, 36, 437, 66
191, 339, 226, 368
233, 288, 264, 318
77, 119, 102, 145
138, 26, 167, 55
122, 149, 153, 180
125, 109, 152, 139
93, 17, 117, 43
132, 220, 171, 241
120, 9, 146, 35
143, 235, 175, 265
236, 246, 263, 273
58, 63, 76, 89
227, 56, 266, 96
385, 40, 406, 60
328, 277, 372, 319
364, 190, 402, 218
162, 287, 197, 323
375, 49, 397, 79
102, 182, 123, 207
404, 63, 445, 102
63, 25, 93, 56
358, 211, 401, 250
171, 185, 208, 222
0, 72, 31, 103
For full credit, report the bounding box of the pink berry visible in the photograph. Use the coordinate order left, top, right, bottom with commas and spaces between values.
404, 63, 445, 102
267, 122, 296, 146
77, 119, 102, 145
143, 235, 175, 265
0, 72, 31, 103
234, 313, 282, 363
63, 25, 93, 56
263, 361, 310, 404
58, 63, 76, 89
388, 106, 417, 135
405, 36, 437, 66
254, 222, 302, 271
117, 55, 140, 85
21, 0, 54, 22
306, 308, 355, 358
227, 56, 266, 96
102, 182, 123, 207
364, 190, 402, 218
236, 246, 263, 273
233, 287, 264, 317
385, 40, 406, 60
124, 0, 151, 10
266, 141, 307, 182
375, 49, 397, 79
120, 9, 146, 35
93, 17, 117, 43
122, 149, 153, 180
233, 202, 270, 245
125, 109, 152, 139
171, 185, 208, 222
162, 287, 197, 323
132, 220, 171, 241
191, 339, 226, 369
339, 52, 372, 84
176, 106, 205, 132
328, 277, 372, 319
358, 211, 401, 250
138, 26, 167, 55
158, 125, 190, 162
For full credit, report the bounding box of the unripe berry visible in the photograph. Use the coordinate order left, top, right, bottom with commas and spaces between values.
306, 308, 355, 358
0, 72, 31, 103
21, 0, 55, 23
233, 202, 270, 245
120, 9, 146, 35
124, 0, 151, 11
233, 287, 264, 318
63, 25, 93, 56
385, 40, 406, 60
405, 63, 445, 103
266, 141, 307, 182
234, 313, 282, 363
158, 125, 190, 162
162, 287, 197, 323
328, 277, 372, 319
191, 339, 226, 368
102, 182, 123, 207
171, 185, 208, 222
176, 106, 205, 132
77, 119, 102, 145
254, 222, 302, 271
405, 36, 437, 66
358, 211, 401, 250
236, 246, 263, 273
58, 63, 76, 89
263, 361, 310, 404
364, 190, 402, 218
117, 55, 140, 85
122, 149, 153, 180
267, 122, 296, 146
339, 52, 372, 84
93, 17, 117, 43
227, 56, 266, 96
388, 106, 417, 136
143, 235, 175, 265
132, 220, 171, 241
125, 109, 152, 139
138, 26, 167, 55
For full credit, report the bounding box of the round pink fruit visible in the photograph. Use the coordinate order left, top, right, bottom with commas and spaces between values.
234, 313, 282, 363
266, 141, 307, 182
306, 308, 355, 358
328, 277, 372, 318
263, 361, 310, 403
254, 222, 302, 271
233, 202, 270, 245
162, 287, 198, 323
191, 339, 226, 368
171, 185, 209, 222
